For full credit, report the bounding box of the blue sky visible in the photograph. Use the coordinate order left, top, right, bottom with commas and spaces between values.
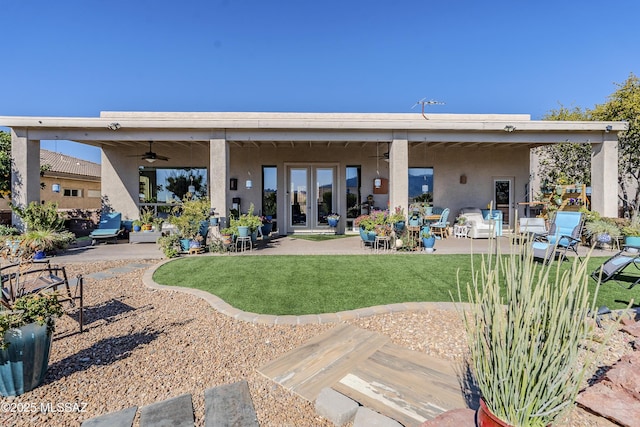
2, 0, 639, 164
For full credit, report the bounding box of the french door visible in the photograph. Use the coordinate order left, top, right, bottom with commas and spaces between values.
493, 177, 514, 228
287, 165, 337, 231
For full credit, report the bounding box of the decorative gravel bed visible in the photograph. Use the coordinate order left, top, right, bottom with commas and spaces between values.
2, 259, 635, 426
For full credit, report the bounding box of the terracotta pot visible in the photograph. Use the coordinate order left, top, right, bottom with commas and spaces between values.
477, 399, 512, 427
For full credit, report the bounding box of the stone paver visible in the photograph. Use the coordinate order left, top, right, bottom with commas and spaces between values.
315, 387, 359, 426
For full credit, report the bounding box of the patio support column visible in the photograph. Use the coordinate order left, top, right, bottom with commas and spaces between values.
210, 133, 229, 227
389, 132, 409, 215
591, 136, 618, 217
10, 129, 41, 230
101, 147, 139, 220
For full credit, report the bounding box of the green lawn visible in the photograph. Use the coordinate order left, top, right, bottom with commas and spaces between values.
152, 254, 639, 315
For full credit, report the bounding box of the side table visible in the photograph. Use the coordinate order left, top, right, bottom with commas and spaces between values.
454, 224, 469, 239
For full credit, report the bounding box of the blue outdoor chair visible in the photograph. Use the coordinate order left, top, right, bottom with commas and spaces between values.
532, 211, 584, 264
89, 212, 123, 245
430, 208, 450, 239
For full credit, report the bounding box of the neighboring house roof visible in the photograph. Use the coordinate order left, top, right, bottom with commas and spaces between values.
40, 149, 100, 179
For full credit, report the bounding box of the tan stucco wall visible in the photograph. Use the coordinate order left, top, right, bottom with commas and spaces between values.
41, 176, 101, 210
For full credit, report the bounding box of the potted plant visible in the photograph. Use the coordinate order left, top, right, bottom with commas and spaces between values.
327, 213, 340, 228
458, 242, 620, 427
167, 197, 210, 251
132, 219, 142, 233
420, 227, 435, 252
139, 207, 154, 231
19, 229, 75, 259
0, 292, 64, 396
585, 219, 621, 248
230, 204, 263, 241
388, 206, 406, 232
355, 214, 376, 246
152, 217, 164, 233
621, 212, 640, 247
260, 215, 274, 235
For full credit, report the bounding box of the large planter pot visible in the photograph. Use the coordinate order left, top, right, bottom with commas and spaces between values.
189, 240, 201, 249
210, 217, 219, 226
477, 399, 512, 427
133, 225, 142, 232
237, 226, 250, 237
425, 207, 433, 216
393, 221, 405, 233
0, 321, 53, 396
179, 239, 191, 251
327, 218, 339, 227
625, 236, 640, 247
408, 217, 421, 227
422, 236, 436, 250
359, 227, 376, 244
33, 250, 46, 260
261, 223, 273, 235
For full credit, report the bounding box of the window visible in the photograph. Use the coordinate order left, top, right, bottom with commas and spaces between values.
63, 189, 82, 197
138, 166, 208, 203
262, 166, 277, 219
408, 167, 433, 203
346, 166, 361, 230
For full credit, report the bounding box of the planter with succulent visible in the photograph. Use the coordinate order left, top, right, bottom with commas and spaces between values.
458, 241, 621, 427
10, 201, 76, 259
229, 204, 263, 240
0, 292, 63, 396
388, 206, 406, 232
621, 213, 640, 247
168, 197, 210, 251
585, 219, 621, 248
139, 207, 154, 231
420, 227, 435, 251
327, 213, 340, 228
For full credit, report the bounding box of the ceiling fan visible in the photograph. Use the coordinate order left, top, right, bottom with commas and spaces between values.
369, 142, 390, 161
130, 141, 169, 163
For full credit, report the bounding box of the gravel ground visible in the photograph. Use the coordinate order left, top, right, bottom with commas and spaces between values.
1, 259, 636, 427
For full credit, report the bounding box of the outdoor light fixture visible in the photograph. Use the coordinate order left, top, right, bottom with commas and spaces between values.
245, 179, 253, 189
374, 178, 382, 189
107, 122, 121, 131
144, 157, 156, 164
605, 125, 613, 132
52, 183, 61, 193
504, 125, 516, 132
188, 176, 196, 194
422, 184, 429, 193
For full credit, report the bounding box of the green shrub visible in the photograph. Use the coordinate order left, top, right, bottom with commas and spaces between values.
458, 241, 621, 426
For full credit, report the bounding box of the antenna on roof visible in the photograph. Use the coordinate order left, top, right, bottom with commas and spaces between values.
411, 98, 445, 120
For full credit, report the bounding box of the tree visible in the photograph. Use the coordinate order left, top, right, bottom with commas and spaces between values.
591, 74, 640, 216
0, 129, 55, 199
0, 130, 11, 198
536, 73, 640, 216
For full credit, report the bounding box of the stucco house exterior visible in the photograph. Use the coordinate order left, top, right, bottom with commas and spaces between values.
0, 111, 626, 234
39, 149, 101, 210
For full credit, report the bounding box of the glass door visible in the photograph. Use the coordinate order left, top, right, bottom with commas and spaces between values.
315, 167, 335, 227
289, 168, 308, 227
494, 177, 514, 229
288, 165, 336, 231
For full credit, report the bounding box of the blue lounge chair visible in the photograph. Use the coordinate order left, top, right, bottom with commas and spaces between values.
532, 211, 584, 264
591, 244, 640, 289
89, 212, 123, 245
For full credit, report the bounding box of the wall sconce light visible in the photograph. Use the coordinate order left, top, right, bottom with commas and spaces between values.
52, 183, 61, 193
504, 125, 516, 132
245, 180, 253, 189
187, 176, 196, 194
107, 122, 121, 131
460, 174, 467, 184
229, 178, 238, 191
374, 178, 382, 189
605, 125, 613, 133
421, 184, 429, 193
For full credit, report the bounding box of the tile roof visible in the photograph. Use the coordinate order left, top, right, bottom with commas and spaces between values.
40, 149, 100, 178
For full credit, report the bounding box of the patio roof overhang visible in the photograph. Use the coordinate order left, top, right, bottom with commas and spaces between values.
1, 111, 628, 151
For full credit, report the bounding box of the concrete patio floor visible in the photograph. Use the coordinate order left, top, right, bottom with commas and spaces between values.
49, 232, 618, 264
